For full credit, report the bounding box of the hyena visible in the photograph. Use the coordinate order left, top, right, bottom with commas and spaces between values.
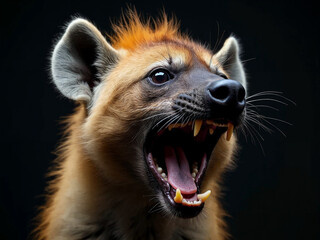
35, 11, 247, 240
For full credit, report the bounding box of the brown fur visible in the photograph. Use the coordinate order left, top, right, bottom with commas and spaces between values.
34, 11, 245, 240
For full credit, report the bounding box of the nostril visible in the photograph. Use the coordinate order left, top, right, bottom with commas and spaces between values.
210, 85, 230, 100
238, 87, 245, 102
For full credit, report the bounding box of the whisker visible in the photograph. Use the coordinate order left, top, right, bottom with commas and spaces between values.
260, 116, 292, 126
245, 120, 266, 155
257, 116, 287, 137
246, 102, 279, 111
246, 98, 289, 106
246, 91, 296, 105
152, 112, 177, 130
242, 119, 257, 145
245, 115, 273, 134
139, 112, 171, 122
158, 114, 181, 132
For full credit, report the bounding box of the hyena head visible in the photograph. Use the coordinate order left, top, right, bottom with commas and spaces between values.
52, 13, 246, 219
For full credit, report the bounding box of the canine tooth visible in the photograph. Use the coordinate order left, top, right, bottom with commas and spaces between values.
157, 167, 163, 173
191, 172, 196, 178
174, 189, 183, 203
194, 120, 203, 137
197, 190, 211, 202
161, 173, 167, 178
226, 122, 234, 141
209, 128, 214, 135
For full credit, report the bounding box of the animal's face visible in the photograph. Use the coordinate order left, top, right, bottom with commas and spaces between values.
51, 17, 246, 218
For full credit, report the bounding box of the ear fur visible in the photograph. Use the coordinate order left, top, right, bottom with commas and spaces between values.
215, 37, 247, 90
51, 18, 119, 102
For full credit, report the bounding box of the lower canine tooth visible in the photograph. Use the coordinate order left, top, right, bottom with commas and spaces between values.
174, 189, 183, 203
226, 122, 234, 141
209, 128, 214, 135
197, 190, 211, 202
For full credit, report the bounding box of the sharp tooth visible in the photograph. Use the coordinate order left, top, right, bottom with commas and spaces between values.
209, 128, 214, 135
161, 173, 167, 178
193, 168, 198, 174
174, 189, 183, 203
157, 167, 163, 173
197, 190, 211, 202
226, 122, 234, 141
194, 120, 203, 137
191, 172, 196, 178
182, 199, 188, 205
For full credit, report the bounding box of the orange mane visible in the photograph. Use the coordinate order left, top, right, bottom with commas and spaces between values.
109, 9, 182, 50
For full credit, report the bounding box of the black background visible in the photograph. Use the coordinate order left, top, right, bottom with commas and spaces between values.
1, 0, 319, 239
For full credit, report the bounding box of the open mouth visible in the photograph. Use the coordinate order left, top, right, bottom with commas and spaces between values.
145, 119, 234, 218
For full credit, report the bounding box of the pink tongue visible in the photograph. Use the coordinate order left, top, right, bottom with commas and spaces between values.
164, 146, 197, 194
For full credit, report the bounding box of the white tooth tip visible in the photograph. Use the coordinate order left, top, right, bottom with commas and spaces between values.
157, 167, 163, 173
174, 189, 183, 203
197, 190, 211, 202
181, 199, 202, 206
226, 122, 234, 141
161, 173, 167, 178
194, 120, 203, 137
191, 172, 196, 178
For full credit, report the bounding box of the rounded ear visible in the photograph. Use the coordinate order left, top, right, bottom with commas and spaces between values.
215, 37, 247, 90
51, 18, 119, 102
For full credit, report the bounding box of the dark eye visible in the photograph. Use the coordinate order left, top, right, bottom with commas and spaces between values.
149, 69, 172, 85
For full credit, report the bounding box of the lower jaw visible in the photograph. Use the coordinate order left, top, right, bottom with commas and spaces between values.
145, 128, 226, 218
164, 192, 204, 218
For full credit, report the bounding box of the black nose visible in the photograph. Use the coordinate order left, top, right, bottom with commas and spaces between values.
206, 79, 246, 120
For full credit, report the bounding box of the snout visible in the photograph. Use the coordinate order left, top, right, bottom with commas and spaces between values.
206, 79, 246, 122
